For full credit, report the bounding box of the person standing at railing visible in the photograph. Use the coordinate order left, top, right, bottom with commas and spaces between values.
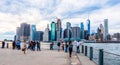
12, 41, 16, 49
50, 42, 54, 50
37, 41, 41, 51
68, 41, 73, 58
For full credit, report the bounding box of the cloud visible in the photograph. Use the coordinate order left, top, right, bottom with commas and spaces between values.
0, 0, 120, 40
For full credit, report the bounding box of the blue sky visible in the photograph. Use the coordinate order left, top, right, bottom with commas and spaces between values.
0, 0, 120, 40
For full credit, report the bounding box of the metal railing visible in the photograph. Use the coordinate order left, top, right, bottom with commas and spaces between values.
80, 45, 120, 65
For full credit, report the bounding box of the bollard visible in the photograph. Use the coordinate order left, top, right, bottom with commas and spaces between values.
82, 45, 84, 53
90, 47, 93, 60
85, 46, 87, 56
99, 49, 104, 65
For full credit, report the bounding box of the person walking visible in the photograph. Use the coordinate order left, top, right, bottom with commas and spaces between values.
37, 41, 41, 51
61, 42, 64, 51
57, 42, 61, 51
76, 41, 81, 53
22, 41, 27, 54
65, 41, 68, 53
68, 41, 73, 58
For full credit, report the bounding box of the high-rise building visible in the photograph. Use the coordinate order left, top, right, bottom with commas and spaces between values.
20, 23, 30, 41
16, 27, 21, 41
71, 27, 81, 41
56, 18, 62, 41
63, 22, 72, 41
34, 31, 43, 41
80, 22, 84, 39
104, 19, 108, 40
87, 19, 90, 36
30, 25, 36, 41
51, 22, 56, 41
43, 24, 50, 42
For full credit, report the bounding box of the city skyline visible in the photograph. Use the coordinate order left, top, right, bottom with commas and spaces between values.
0, 0, 120, 40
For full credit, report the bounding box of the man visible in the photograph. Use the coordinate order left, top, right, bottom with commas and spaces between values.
76, 41, 81, 53
68, 41, 73, 57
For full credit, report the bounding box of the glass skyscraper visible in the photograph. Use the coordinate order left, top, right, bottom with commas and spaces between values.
81, 22, 84, 39
51, 22, 56, 41
30, 25, 36, 41
87, 19, 90, 36
104, 19, 108, 40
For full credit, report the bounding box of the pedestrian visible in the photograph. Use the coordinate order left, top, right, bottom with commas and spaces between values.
12, 41, 16, 49
76, 41, 81, 53
65, 41, 68, 53
57, 42, 61, 51
61, 42, 64, 51
16, 40, 21, 50
37, 41, 41, 51
50, 42, 54, 50
68, 41, 73, 58
6, 43, 9, 48
22, 41, 27, 54
1, 41, 5, 48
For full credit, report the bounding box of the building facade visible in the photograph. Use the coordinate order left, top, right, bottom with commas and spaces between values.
104, 19, 109, 40
80, 22, 84, 39
30, 25, 36, 41
51, 22, 56, 41
43, 25, 50, 42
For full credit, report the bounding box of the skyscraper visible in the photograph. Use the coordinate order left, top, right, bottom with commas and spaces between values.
71, 27, 81, 41
51, 22, 56, 41
16, 27, 21, 41
63, 22, 72, 41
87, 19, 90, 36
104, 19, 108, 40
20, 23, 30, 41
30, 25, 36, 41
80, 22, 84, 39
34, 31, 43, 41
56, 18, 62, 41
43, 24, 50, 42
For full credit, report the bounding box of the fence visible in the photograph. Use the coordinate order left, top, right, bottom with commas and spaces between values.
80, 45, 120, 65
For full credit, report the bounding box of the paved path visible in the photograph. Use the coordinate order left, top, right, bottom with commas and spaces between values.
77, 54, 97, 65
0, 49, 69, 65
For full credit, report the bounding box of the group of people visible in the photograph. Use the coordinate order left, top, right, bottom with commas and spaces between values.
50, 40, 82, 58
12, 40, 41, 54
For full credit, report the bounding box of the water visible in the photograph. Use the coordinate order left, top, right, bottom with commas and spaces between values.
83, 43, 120, 65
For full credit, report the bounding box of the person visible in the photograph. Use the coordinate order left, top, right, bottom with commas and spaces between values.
65, 41, 68, 52
12, 41, 16, 49
1, 41, 5, 48
16, 40, 21, 50
76, 41, 81, 53
37, 41, 41, 51
6, 43, 9, 48
68, 41, 73, 57
57, 42, 61, 51
50, 42, 54, 50
61, 42, 64, 51
22, 41, 27, 54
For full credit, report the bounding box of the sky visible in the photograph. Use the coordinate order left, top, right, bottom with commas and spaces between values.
0, 0, 120, 40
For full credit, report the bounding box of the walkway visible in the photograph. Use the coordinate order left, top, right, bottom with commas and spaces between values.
0, 49, 97, 65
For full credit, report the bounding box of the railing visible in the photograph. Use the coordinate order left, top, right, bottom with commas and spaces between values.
80, 45, 120, 65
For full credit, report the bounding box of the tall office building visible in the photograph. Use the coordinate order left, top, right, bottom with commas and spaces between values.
71, 27, 81, 41
20, 23, 30, 41
80, 22, 84, 39
43, 24, 50, 42
30, 25, 36, 41
104, 19, 108, 40
56, 18, 62, 41
34, 31, 43, 41
16, 27, 21, 41
87, 19, 90, 36
63, 22, 72, 41
51, 22, 56, 41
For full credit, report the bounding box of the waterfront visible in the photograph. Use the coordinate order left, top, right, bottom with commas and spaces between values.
83, 43, 120, 65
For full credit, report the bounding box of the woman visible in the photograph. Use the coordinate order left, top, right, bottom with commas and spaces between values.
68, 41, 73, 57
22, 41, 27, 54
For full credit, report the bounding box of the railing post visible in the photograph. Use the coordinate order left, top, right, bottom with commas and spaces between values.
99, 49, 104, 65
82, 45, 84, 53
89, 47, 93, 60
85, 46, 87, 56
